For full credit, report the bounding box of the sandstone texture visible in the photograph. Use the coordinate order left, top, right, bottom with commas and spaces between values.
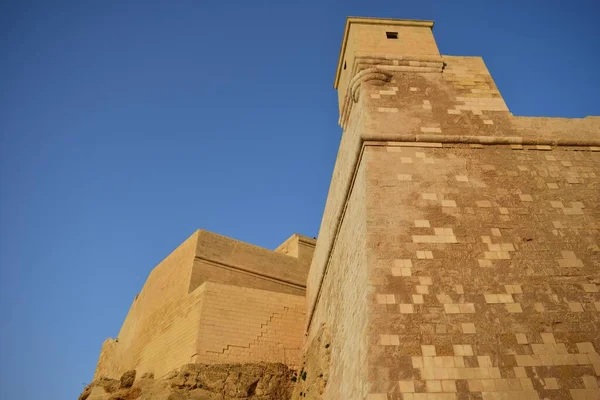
291, 324, 331, 400
120, 370, 136, 389
80, 363, 294, 400
95, 232, 315, 380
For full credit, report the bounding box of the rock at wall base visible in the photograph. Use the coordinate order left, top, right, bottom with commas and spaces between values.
80, 362, 295, 400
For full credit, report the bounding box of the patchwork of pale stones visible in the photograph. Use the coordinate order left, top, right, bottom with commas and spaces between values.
373, 58, 510, 129
370, 143, 599, 400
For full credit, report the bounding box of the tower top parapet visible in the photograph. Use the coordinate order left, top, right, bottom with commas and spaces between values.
334, 17, 440, 113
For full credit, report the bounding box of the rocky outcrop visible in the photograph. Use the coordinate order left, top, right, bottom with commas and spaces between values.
79, 363, 295, 400
120, 370, 136, 389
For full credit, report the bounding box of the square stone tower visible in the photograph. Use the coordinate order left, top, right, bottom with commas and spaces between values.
301, 17, 600, 400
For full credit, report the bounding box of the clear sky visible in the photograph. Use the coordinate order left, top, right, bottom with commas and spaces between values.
0, 1, 598, 399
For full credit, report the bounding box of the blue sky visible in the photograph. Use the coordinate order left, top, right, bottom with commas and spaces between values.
0, 1, 598, 399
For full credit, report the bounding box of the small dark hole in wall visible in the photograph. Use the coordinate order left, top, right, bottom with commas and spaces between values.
343, 61, 346, 70
386, 31, 398, 39
247, 380, 258, 396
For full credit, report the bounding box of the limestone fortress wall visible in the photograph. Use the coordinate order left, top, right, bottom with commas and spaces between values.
94, 230, 315, 379
91, 17, 600, 400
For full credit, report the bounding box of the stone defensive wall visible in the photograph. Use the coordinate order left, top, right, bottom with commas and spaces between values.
303, 17, 600, 400
95, 230, 315, 379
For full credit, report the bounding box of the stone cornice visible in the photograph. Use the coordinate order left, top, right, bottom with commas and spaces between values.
339, 67, 393, 129
194, 255, 307, 292
296, 235, 317, 247
361, 133, 600, 147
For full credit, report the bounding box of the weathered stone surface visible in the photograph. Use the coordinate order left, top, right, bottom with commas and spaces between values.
82, 363, 294, 400
141, 372, 154, 380
291, 324, 331, 400
79, 377, 120, 400
120, 370, 136, 389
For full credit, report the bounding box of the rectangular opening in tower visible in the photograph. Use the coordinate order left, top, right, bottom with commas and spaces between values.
386, 32, 398, 39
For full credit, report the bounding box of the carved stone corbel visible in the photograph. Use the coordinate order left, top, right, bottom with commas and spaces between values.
339, 67, 393, 129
